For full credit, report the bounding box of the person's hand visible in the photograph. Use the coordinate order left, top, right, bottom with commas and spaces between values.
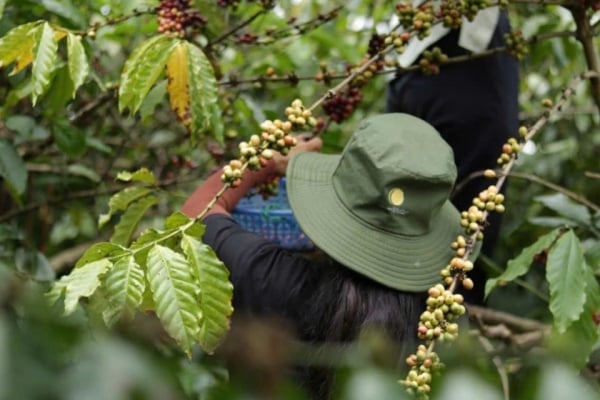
272, 134, 322, 176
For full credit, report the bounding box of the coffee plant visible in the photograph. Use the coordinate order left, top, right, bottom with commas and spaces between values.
0, 0, 599, 399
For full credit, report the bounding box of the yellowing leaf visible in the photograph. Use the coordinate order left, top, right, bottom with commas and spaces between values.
0, 22, 39, 67
118, 34, 178, 114
54, 29, 67, 42
166, 42, 190, 126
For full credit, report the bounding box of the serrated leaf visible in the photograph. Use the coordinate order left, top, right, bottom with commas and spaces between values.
167, 42, 190, 125
165, 211, 205, 238
0, 21, 40, 70
181, 235, 233, 353
75, 242, 124, 268
102, 254, 146, 326
185, 42, 221, 142
147, 244, 201, 356
0, 139, 28, 197
118, 35, 178, 114
31, 22, 58, 105
48, 258, 112, 314
116, 168, 158, 185
100, 186, 153, 228
546, 230, 588, 333
66, 32, 88, 97
549, 262, 600, 368
119, 35, 167, 112
111, 195, 159, 246
485, 228, 561, 298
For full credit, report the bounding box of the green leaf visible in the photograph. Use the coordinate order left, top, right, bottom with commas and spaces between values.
549, 263, 600, 368
485, 228, 561, 297
181, 235, 233, 353
116, 168, 158, 185
0, 0, 6, 20
48, 258, 113, 314
66, 164, 100, 182
75, 242, 124, 268
111, 195, 159, 246
53, 119, 86, 157
139, 79, 167, 121
185, 42, 221, 143
130, 228, 176, 265
0, 21, 40, 69
31, 22, 58, 105
165, 211, 205, 238
546, 230, 588, 333
44, 64, 75, 114
40, 0, 86, 27
102, 254, 146, 326
535, 193, 591, 227
147, 244, 201, 356
66, 32, 88, 97
99, 186, 153, 228
118, 35, 178, 114
0, 138, 28, 197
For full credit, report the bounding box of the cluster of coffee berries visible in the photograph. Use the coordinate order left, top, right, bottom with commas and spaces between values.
367, 33, 387, 57
411, 4, 434, 39
221, 99, 314, 185
384, 31, 411, 54
157, 0, 206, 37
439, 235, 475, 287
504, 30, 529, 60
418, 47, 448, 76
497, 137, 521, 166
462, 0, 489, 21
322, 86, 363, 123
314, 62, 337, 85
349, 56, 385, 86
418, 284, 465, 341
395, 2, 415, 29
284, 99, 317, 129
401, 345, 443, 398
440, 0, 464, 29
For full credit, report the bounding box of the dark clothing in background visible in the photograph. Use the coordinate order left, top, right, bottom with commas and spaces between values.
386, 14, 519, 303
203, 213, 321, 325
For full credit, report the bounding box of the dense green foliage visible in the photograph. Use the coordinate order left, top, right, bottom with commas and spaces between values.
0, 0, 599, 399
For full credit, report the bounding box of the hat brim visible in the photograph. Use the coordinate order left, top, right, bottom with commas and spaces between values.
287, 152, 470, 292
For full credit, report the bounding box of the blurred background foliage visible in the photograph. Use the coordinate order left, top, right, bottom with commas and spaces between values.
0, 0, 599, 399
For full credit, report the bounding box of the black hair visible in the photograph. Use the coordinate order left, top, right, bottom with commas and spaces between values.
297, 257, 427, 399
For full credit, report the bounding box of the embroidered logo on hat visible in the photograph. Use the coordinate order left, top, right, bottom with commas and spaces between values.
388, 188, 405, 206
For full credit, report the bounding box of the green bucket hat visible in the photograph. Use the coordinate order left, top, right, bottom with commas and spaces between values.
286, 113, 468, 292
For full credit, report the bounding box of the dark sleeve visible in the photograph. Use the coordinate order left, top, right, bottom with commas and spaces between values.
202, 213, 318, 321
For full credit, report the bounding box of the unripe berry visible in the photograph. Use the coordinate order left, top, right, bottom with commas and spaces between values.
462, 277, 474, 290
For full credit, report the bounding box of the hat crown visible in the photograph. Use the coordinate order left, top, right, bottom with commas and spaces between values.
332, 114, 456, 236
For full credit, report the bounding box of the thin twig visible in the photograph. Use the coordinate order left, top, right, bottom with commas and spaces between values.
467, 304, 549, 332
570, 6, 600, 112
208, 9, 266, 47
476, 334, 510, 400
508, 171, 600, 212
